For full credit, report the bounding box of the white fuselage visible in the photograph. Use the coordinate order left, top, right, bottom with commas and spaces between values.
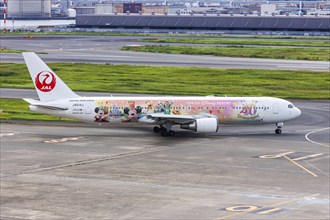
29, 96, 301, 125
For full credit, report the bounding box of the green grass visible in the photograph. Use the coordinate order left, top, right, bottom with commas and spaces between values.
0, 98, 73, 121
140, 38, 330, 47
1, 63, 329, 99
0, 48, 28, 53
0, 48, 47, 54
122, 45, 330, 61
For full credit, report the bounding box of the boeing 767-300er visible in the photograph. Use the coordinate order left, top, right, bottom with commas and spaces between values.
22, 52, 301, 136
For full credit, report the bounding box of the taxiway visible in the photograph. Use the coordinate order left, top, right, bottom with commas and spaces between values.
1, 35, 329, 71
1, 100, 329, 219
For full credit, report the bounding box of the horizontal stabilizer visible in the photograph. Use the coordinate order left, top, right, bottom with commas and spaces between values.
23, 98, 68, 110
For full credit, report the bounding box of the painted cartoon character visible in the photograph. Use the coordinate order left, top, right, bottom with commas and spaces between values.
94, 107, 109, 122
123, 101, 142, 122
145, 101, 154, 114
109, 105, 122, 117
172, 109, 181, 115
160, 101, 173, 115
154, 104, 164, 113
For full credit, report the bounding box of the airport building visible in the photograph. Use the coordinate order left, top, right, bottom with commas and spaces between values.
76, 14, 330, 32
7, 0, 51, 18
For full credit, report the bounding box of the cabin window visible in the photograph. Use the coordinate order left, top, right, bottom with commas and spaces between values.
288, 104, 293, 108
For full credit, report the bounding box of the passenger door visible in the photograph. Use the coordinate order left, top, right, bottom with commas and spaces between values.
273, 103, 279, 114
85, 103, 92, 114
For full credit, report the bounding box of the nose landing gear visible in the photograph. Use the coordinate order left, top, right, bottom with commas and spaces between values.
275, 122, 283, 134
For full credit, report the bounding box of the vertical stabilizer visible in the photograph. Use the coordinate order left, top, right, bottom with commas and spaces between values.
22, 52, 79, 102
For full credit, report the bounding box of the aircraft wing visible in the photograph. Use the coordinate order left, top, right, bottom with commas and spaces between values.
146, 113, 217, 124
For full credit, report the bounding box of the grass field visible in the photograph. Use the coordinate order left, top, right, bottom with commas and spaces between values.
0, 48, 28, 53
0, 48, 47, 54
122, 45, 330, 61
140, 38, 330, 47
1, 63, 329, 99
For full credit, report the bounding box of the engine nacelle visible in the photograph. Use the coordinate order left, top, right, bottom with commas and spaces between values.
180, 118, 218, 133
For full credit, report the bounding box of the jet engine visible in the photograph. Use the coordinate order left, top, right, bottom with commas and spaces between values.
180, 118, 218, 133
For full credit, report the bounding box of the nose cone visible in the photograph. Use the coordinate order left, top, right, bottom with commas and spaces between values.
295, 107, 302, 118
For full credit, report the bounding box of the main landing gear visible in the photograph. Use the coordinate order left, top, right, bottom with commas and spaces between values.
153, 125, 175, 137
275, 122, 283, 134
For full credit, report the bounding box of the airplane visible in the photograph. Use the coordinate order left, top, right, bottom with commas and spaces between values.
22, 52, 301, 137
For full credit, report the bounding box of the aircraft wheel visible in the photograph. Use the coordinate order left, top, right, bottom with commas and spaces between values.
275, 128, 282, 134
168, 130, 175, 137
161, 130, 168, 137
153, 126, 161, 133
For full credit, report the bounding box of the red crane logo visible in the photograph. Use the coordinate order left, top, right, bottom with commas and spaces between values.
35, 71, 56, 92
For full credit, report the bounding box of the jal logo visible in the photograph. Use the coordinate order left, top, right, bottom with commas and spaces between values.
35, 71, 56, 92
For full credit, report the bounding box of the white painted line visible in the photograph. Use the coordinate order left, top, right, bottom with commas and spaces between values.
44, 137, 83, 143
0, 133, 15, 137
303, 160, 330, 177
305, 127, 330, 148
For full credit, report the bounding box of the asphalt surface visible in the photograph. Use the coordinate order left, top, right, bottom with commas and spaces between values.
1, 96, 329, 219
1, 35, 329, 71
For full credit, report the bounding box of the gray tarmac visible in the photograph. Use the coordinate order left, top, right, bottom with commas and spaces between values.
1, 35, 329, 71
1, 100, 329, 219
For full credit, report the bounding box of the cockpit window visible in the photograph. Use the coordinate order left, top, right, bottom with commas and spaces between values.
288, 104, 294, 108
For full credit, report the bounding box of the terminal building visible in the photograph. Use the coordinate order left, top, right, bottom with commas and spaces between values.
76, 14, 330, 32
